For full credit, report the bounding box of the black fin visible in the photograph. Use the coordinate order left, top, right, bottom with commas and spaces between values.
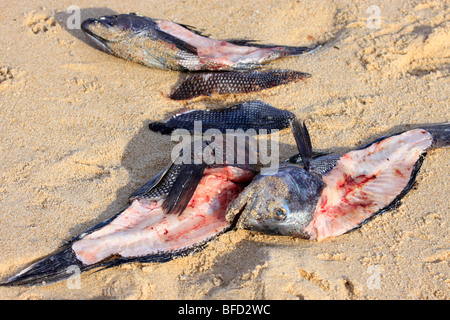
176, 22, 210, 37
291, 118, 314, 172
148, 122, 176, 134
421, 123, 450, 149
1, 246, 88, 287
161, 164, 207, 215
224, 38, 262, 46
153, 28, 198, 55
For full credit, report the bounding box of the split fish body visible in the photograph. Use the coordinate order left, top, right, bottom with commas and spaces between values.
3, 99, 447, 286
72, 166, 255, 266
3, 161, 256, 286
168, 70, 311, 100
81, 13, 320, 71
227, 120, 450, 241
2, 101, 293, 286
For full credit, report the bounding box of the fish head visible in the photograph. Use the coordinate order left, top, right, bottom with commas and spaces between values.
81, 13, 153, 53
226, 164, 325, 238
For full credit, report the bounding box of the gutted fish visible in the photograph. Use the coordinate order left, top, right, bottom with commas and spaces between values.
149, 100, 296, 134
168, 70, 311, 100
227, 120, 450, 241
2, 101, 292, 286
2, 103, 291, 286
81, 13, 321, 71
4, 98, 447, 285
3, 101, 292, 286
2, 159, 257, 286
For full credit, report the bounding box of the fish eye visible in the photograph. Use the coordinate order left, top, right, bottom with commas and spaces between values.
273, 208, 287, 220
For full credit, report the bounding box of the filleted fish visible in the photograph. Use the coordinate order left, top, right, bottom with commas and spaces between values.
81, 13, 321, 71
3, 102, 447, 286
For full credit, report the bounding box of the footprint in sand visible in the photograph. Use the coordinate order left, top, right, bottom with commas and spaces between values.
24, 11, 56, 34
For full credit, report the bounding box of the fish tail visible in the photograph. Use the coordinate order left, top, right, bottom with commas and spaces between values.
1, 246, 88, 286
279, 43, 323, 56
422, 123, 450, 149
225, 38, 323, 56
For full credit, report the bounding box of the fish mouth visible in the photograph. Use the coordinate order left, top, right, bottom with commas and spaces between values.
81, 18, 114, 54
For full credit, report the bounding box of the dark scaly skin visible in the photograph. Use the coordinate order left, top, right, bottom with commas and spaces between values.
149, 101, 296, 134
168, 70, 311, 100
2, 105, 289, 286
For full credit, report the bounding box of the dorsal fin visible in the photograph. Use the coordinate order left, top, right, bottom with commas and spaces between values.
152, 28, 198, 55
176, 22, 210, 37
161, 164, 207, 215
224, 38, 262, 46
291, 118, 314, 171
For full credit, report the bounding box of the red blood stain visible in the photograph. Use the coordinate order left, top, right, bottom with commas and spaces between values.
394, 168, 404, 178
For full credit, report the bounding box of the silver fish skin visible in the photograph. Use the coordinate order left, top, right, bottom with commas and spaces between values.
81, 13, 321, 71
227, 121, 450, 241
226, 163, 325, 238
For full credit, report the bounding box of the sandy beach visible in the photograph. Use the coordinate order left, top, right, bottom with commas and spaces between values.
0, 0, 448, 299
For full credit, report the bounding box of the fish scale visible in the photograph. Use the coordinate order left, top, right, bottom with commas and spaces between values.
227, 121, 450, 241
134, 164, 183, 200
168, 70, 311, 100
149, 100, 296, 134
80, 14, 321, 71
2, 93, 448, 287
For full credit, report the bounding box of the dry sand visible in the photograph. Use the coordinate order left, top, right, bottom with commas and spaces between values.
0, 0, 448, 299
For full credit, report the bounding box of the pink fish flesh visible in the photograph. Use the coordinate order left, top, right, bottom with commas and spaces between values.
227, 124, 444, 242
305, 129, 433, 240
72, 166, 255, 265
81, 13, 320, 71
